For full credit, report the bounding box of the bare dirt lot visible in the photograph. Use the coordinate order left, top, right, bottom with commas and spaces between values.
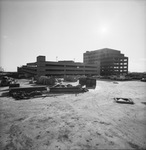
0, 79, 146, 150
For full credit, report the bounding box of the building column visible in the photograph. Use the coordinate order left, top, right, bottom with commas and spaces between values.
37, 56, 46, 77
126, 57, 128, 74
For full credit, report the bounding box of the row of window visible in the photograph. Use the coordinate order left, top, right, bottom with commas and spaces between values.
46, 64, 64, 67
45, 70, 98, 72
84, 56, 127, 60
46, 64, 98, 68
101, 70, 127, 72
114, 66, 127, 68
114, 63, 127, 65
101, 66, 127, 69
22, 67, 37, 71
84, 55, 126, 60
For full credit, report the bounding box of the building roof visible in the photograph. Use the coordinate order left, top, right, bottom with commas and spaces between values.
85, 48, 121, 53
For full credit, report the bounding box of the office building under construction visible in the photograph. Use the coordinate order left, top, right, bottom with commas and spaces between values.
83, 48, 128, 76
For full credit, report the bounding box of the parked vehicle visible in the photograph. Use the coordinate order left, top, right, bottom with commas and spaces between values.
141, 78, 146, 82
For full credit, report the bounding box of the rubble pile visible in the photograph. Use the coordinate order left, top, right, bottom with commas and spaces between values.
9, 86, 48, 100
10, 90, 43, 100
63, 75, 78, 82
8, 82, 88, 100
37, 76, 56, 85
0, 76, 13, 86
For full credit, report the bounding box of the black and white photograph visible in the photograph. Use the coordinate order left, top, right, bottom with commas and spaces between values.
0, 0, 146, 149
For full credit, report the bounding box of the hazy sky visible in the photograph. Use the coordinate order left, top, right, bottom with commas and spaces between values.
0, 0, 146, 72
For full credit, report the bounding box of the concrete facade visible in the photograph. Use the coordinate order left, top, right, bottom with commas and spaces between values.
18, 56, 100, 77
83, 48, 128, 76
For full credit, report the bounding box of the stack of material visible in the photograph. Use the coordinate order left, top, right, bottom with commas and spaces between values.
52, 83, 73, 88
9, 86, 48, 100
64, 75, 78, 82
37, 76, 56, 85
11, 90, 42, 100
50, 84, 88, 93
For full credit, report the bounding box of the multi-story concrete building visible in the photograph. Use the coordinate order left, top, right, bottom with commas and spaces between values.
18, 56, 100, 77
83, 48, 128, 76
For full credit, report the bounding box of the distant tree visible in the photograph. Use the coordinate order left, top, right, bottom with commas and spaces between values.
0, 66, 4, 72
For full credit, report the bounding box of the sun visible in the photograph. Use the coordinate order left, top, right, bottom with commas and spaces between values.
101, 26, 108, 34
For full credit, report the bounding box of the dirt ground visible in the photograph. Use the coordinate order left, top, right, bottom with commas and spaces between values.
0, 79, 146, 150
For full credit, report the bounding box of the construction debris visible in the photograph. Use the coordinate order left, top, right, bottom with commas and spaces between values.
0, 76, 12, 86
37, 76, 56, 85
63, 75, 78, 82
79, 77, 96, 89
9, 86, 48, 100
114, 98, 134, 104
11, 90, 43, 100
0, 76, 19, 87
9, 83, 88, 100
50, 84, 88, 93
9, 86, 47, 94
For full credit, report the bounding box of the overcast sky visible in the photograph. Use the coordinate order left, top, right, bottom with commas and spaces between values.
0, 0, 146, 72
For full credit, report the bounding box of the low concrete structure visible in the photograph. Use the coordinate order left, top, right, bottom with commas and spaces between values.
18, 56, 100, 77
